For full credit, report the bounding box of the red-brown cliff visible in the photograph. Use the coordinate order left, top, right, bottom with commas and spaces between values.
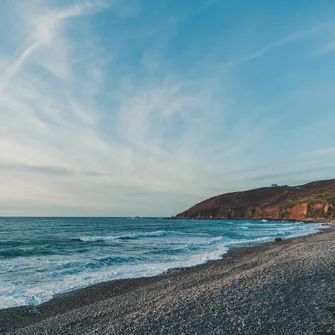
175, 179, 335, 221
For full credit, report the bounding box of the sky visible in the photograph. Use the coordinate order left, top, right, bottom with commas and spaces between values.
0, 0, 334, 216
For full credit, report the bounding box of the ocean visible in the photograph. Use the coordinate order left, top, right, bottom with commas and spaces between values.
0, 217, 323, 309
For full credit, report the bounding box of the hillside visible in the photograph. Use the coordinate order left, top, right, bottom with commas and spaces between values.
175, 179, 335, 221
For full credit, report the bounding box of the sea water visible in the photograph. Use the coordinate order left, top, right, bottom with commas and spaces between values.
0, 217, 324, 309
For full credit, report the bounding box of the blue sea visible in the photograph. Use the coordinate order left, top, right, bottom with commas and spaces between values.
0, 217, 323, 309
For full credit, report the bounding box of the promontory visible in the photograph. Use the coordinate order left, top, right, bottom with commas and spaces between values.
175, 179, 335, 221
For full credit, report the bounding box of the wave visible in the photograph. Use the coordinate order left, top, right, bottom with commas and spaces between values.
78, 236, 118, 242
78, 230, 168, 242
223, 236, 271, 246
0, 218, 324, 310
0, 247, 59, 258
143, 236, 226, 257
87, 255, 141, 267
58, 256, 142, 273
118, 231, 168, 240
179, 236, 224, 251
77, 230, 208, 243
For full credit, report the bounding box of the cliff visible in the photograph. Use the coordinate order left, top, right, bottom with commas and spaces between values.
175, 179, 335, 221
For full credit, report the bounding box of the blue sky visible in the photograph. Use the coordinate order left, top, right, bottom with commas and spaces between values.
0, 0, 334, 216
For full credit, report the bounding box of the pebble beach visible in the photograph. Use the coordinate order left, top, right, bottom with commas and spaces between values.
1, 224, 334, 335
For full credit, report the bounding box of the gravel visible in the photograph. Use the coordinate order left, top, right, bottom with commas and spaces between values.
1, 225, 334, 335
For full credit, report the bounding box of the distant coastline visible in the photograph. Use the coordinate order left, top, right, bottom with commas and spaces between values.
174, 178, 335, 222
169, 216, 335, 224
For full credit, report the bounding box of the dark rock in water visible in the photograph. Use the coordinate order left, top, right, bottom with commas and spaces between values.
275, 238, 282, 242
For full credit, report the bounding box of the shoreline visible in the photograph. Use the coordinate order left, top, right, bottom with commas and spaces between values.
170, 217, 335, 223
1, 223, 334, 334
0, 221, 325, 310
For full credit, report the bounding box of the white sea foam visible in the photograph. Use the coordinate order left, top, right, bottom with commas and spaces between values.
0, 218, 324, 309
0, 245, 230, 309
79, 236, 117, 242
78, 230, 206, 243
79, 230, 169, 242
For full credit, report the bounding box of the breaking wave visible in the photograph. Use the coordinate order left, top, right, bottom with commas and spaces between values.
0, 217, 323, 309
78, 230, 208, 242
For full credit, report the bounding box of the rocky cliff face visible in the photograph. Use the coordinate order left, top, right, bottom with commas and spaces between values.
175, 179, 335, 221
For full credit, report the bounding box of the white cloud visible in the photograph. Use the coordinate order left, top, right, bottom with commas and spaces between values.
0, 0, 227, 215
0, 1, 104, 96
316, 41, 335, 54
201, 0, 219, 10
225, 23, 330, 66
302, 147, 335, 157
0, 0, 333, 216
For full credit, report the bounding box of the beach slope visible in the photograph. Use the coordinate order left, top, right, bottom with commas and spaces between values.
1, 226, 334, 335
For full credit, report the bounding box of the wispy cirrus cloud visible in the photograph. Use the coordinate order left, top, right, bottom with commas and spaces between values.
200, 0, 219, 10
224, 23, 331, 66
302, 147, 335, 157
0, 0, 334, 216
0, 0, 232, 215
0, 0, 107, 96
316, 41, 335, 54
